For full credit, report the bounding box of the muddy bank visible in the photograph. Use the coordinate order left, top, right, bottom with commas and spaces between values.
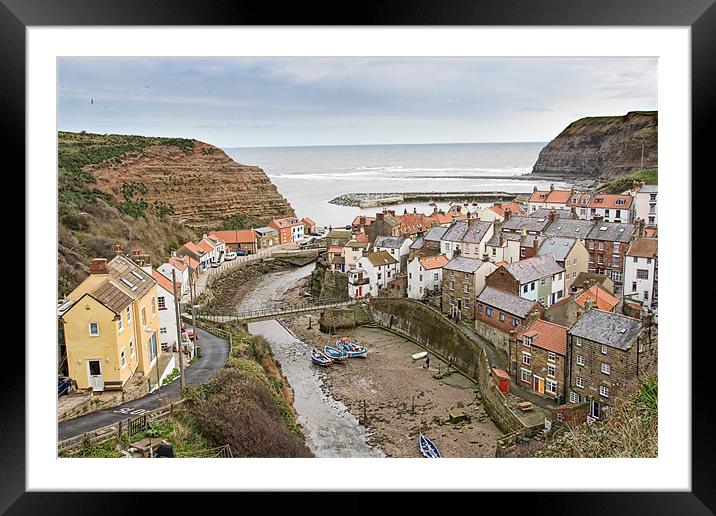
282, 317, 504, 457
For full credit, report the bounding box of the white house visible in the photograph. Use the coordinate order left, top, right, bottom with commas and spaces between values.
502, 254, 566, 307
373, 236, 413, 272
344, 239, 371, 271
623, 237, 658, 307
484, 231, 522, 264
407, 254, 449, 300
526, 186, 573, 213
158, 254, 190, 296
349, 251, 399, 298
147, 268, 181, 352
624, 183, 657, 227
586, 194, 635, 223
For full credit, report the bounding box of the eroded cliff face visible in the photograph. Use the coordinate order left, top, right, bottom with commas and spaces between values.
531, 111, 657, 179
89, 140, 294, 229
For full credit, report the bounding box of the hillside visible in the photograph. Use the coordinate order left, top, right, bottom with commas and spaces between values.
531, 111, 657, 179
58, 131, 294, 296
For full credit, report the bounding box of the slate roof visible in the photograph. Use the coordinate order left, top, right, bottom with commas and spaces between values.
374, 236, 406, 249
443, 256, 486, 274
502, 215, 551, 233
537, 237, 578, 263
442, 221, 469, 242
505, 255, 564, 284
90, 255, 157, 313
639, 184, 658, 193
586, 222, 636, 243
544, 219, 596, 239
486, 231, 522, 247
529, 208, 575, 220
409, 236, 425, 250
568, 309, 643, 350
424, 226, 448, 242
254, 226, 278, 235
476, 286, 538, 318
462, 220, 493, 244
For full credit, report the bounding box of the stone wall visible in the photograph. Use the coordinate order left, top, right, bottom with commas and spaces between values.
369, 297, 527, 434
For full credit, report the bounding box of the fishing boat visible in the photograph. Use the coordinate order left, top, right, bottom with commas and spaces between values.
323, 345, 349, 363
419, 434, 442, 458
311, 347, 332, 367
335, 337, 368, 358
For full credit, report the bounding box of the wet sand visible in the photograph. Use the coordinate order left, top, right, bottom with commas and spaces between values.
282, 316, 504, 458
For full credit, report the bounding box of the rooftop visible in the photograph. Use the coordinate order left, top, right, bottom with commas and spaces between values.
505, 255, 564, 284
442, 221, 469, 242
419, 255, 449, 270
374, 235, 407, 249
586, 222, 636, 243
536, 237, 578, 263
544, 219, 596, 239
365, 250, 398, 267
626, 238, 658, 258
569, 309, 643, 350
502, 215, 551, 233
424, 226, 448, 242
462, 220, 493, 244
444, 256, 487, 274
477, 286, 539, 318
575, 285, 620, 312
521, 319, 568, 355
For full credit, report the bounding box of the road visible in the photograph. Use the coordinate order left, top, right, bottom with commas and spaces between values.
58, 327, 230, 441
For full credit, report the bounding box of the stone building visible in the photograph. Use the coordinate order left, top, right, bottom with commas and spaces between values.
367, 211, 401, 243
441, 257, 497, 320
474, 286, 544, 352
584, 220, 639, 288
536, 236, 589, 292
567, 309, 657, 421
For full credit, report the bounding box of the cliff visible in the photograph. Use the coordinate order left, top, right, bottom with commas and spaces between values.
531, 111, 657, 179
58, 131, 294, 295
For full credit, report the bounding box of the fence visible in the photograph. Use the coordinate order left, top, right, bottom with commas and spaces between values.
58, 400, 186, 455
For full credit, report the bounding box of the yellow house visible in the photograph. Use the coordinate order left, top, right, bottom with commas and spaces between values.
61, 254, 162, 391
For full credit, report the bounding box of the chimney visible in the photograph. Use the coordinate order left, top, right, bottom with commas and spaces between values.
632, 180, 640, 191
533, 186, 538, 193
388, 210, 396, 216
90, 258, 109, 275
499, 235, 504, 247
584, 298, 596, 312
171, 250, 177, 257
549, 183, 554, 192
637, 218, 645, 238
504, 208, 512, 220
113, 243, 124, 255
376, 213, 384, 221
533, 236, 539, 250
548, 210, 556, 222
132, 248, 141, 257
360, 216, 366, 225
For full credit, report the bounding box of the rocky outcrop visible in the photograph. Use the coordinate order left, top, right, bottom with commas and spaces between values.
531, 111, 657, 179
88, 138, 294, 229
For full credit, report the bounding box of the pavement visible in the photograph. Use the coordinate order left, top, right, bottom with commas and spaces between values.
57, 327, 230, 441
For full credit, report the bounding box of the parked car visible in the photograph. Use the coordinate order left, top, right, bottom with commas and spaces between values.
181, 323, 197, 340
224, 252, 237, 261
236, 249, 248, 256
210, 259, 221, 268
58, 376, 73, 396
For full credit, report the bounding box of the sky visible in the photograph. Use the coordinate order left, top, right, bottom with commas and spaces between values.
57, 57, 657, 148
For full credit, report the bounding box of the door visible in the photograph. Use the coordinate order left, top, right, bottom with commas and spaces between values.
533, 375, 544, 394
590, 400, 600, 419
87, 359, 104, 391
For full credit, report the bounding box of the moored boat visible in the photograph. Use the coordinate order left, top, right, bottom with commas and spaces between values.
419, 434, 442, 458
323, 345, 349, 363
335, 337, 368, 358
311, 347, 332, 367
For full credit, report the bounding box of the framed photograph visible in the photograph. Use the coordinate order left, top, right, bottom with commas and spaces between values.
7, 0, 708, 512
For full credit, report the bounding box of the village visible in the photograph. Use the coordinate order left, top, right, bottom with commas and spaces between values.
57, 177, 657, 457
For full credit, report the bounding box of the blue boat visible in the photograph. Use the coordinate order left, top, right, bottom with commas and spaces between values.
335, 337, 368, 358
323, 345, 349, 363
311, 347, 332, 367
419, 434, 442, 458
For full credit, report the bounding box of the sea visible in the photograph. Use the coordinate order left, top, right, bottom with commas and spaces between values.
223, 142, 570, 227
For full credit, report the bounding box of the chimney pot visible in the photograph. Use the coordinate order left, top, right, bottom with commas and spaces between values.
549, 184, 554, 192
90, 258, 109, 275
113, 243, 124, 254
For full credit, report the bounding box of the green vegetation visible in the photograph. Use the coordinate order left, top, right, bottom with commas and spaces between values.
221, 213, 272, 231
162, 367, 180, 385
538, 375, 658, 458
601, 168, 657, 194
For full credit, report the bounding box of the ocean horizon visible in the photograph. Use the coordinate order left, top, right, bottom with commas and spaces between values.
223, 142, 568, 226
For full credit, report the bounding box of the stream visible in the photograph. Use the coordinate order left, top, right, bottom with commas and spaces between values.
241, 263, 384, 457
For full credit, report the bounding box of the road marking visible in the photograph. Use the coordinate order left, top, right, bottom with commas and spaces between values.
113, 407, 149, 415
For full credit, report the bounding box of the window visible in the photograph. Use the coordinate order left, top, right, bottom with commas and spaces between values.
520, 248, 526, 258
576, 355, 585, 366
547, 364, 556, 377
521, 369, 531, 383
120, 348, 126, 368
540, 278, 546, 286
646, 258, 652, 265
547, 351, 556, 362
409, 273, 412, 279
522, 352, 531, 365
648, 216, 655, 225
158, 297, 166, 310
643, 290, 649, 300
598, 242, 604, 251
556, 412, 563, 422
632, 282, 638, 291
570, 391, 580, 403
419, 274, 423, 282
576, 377, 584, 388
633, 256, 638, 263
492, 248, 496, 256
129, 339, 135, 357
463, 284, 469, 293
433, 273, 438, 281
650, 194, 657, 201
530, 282, 535, 291
601, 345, 608, 355
522, 284, 528, 294
572, 258, 577, 265
523, 337, 532, 347
478, 304, 484, 313
512, 318, 520, 327
450, 281, 454, 290
601, 363, 611, 375
117, 316, 123, 333
499, 312, 505, 322
573, 337, 582, 347
126, 306, 132, 322
160, 327, 167, 334
546, 379, 557, 394
637, 269, 649, 279
486, 307, 493, 317
89, 322, 99, 336
141, 306, 147, 325
463, 298, 470, 309
600, 385, 609, 398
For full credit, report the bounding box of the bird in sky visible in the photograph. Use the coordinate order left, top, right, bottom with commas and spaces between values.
90, 98, 93, 104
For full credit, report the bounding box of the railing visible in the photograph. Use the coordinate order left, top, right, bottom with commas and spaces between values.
201, 298, 351, 322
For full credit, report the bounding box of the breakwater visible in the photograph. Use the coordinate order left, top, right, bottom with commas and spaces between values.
330, 191, 529, 208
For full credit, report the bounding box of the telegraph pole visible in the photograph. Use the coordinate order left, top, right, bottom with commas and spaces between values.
189, 270, 198, 359
172, 269, 185, 390
640, 139, 645, 170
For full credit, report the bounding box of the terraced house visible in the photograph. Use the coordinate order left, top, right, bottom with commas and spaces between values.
584, 220, 639, 287
485, 254, 566, 308
512, 319, 568, 403
586, 193, 635, 223
567, 309, 657, 421
441, 256, 497, 320
269, 216, 304, 244
474, 286, 544, 352
60, 255, 161, 392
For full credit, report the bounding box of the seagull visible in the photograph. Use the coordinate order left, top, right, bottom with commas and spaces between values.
90, 98, 93, 104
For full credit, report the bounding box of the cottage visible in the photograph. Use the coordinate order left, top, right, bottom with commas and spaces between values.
440, 221, 469, 259
255, 226, 279, 249
585, 220, 639, 286
480, 202, 524, 223
368, 211, 402, 242
486, 254, 566, 308
624, 182, 657, 227
536, 236, 589, 292
441, 256, 497, 320
545, 284, 619, 327
512, 319, 568, 403
349, 251, 399, 298
474, 286, 544, 352
586, 194, 635, 223
325, 228, 353, 248
149, 268, 182, 352
567, 309, 656, 421
344, 239, 371, 271
567, 192, 593, 220
373, 235, 413, 272
302, 216, 317, 235
208, 230, 258, 254
407, 254, 449, 300
458, 219, 495, 261
623, 237, 658, 307
527, 185, 573, 213
501, 214, 552, 236
269, 217, 304, 244
485, 230, 522, 265
351, 215, 375, 235
60, 255, 161, 392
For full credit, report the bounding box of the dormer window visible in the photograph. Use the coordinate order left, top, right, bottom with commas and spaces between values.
132, 271, 146, 281
616, 199, 625, 205
121, 278, 136, 290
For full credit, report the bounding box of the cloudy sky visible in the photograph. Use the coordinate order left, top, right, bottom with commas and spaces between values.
57, 57, 657, 148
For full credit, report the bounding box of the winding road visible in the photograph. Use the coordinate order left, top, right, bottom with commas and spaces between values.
58, 327, 230, 441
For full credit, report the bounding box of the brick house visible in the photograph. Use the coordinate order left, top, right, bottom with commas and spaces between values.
269, 217, 304, 244
567, 309, 657, 421
512, 319, 568, 403
474, 286, 544, 352
441, 257, 497, 320
584, 220, 639, 288
519, 234, 545, 260
368, 211, 401, 243
485, 254, 566, 308
352, 215, 375, 235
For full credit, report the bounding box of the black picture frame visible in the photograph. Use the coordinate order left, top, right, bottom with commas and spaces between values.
4, 0, 706, 513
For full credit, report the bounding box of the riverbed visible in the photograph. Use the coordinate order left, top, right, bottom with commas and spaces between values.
240, 262, 385, 457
